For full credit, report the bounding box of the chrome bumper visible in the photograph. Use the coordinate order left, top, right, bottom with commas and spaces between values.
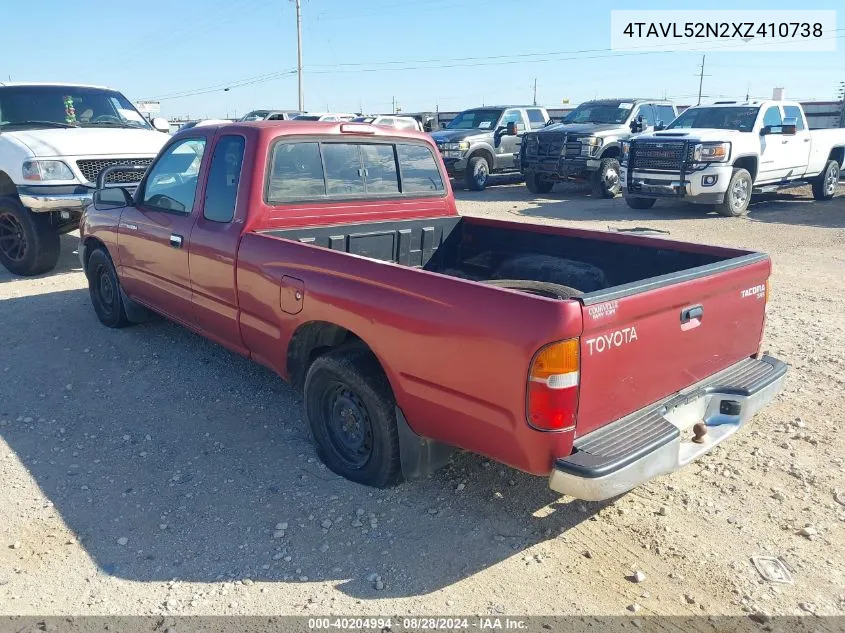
19, 191, 93, 213
550, 355, 787, 501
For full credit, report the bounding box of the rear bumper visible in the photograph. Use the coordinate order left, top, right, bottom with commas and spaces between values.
549, 355, 787, 501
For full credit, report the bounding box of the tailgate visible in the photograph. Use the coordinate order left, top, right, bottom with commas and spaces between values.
576, 255, 770, 436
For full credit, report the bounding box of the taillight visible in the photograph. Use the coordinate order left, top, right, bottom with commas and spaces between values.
527, 339, 580, 431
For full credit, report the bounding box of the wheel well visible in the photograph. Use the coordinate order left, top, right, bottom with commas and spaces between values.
0, 171, 19, 200
467, 148, 495, 170
601, 145, 621, 159
287, 321, 373, 388
82, 236, 107, 272
828, 147, 845, 167
733, 156, 758, 182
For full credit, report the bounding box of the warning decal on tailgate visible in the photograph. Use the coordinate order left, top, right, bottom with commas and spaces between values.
585, 326, 638, 355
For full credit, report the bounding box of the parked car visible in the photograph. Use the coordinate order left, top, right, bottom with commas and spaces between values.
519, 99, 677, 198
351, 115, 422, 131
0, 82, 169, 275
430, 106, 551, 191
239, 109, 301, 122
621, 100, 845, 216
179, 119, 231, 130
293, 112, 357, 122
78, 120, 786, 500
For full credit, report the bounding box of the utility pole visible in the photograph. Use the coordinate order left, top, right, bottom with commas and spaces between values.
392, 96, 396, 114
697, 54, 706, 105
295, 0, 303, 111
533, 78, 537, 106
838, 81, 845, 128
745, 82, 750, 101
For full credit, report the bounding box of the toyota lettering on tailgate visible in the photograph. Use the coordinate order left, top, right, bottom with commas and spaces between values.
585, 326, 639, 355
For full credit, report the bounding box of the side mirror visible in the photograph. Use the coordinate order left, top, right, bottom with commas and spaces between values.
760, 126, 771, 136
544, 119, 555, 126
505, 121, 518, 136
655, 121, 665, 131
93, 187, 133, 210
782, 117, 798, 135
152, 117, 170, 133
630, 115, 644, 133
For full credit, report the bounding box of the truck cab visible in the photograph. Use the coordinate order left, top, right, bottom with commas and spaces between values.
431, 106, 550, 191
519, 99, 678, 198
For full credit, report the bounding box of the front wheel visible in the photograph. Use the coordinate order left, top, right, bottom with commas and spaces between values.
525, 172, 554, 194
811, 159, 840, 200
86, 248, 130, 328
0, 197, 60, 276
716, 168, 753, 217
625, 196, 657, 210
590, 158, 621, 198
464, 155, 490, 191
304, 348, 402, 488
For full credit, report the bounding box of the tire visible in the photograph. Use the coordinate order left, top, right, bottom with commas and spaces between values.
464, 155, 490, 191
811, 159, 840, 201
525, 172, 554, 194
590, 158, 621, 198
304, 348, 402, 488
494, 253, 608, 293
0, 196, 60, 276
716, 168, 753, 217
625, 196, 657, 210
483, 279, 583, 299
86, 248, 130, 328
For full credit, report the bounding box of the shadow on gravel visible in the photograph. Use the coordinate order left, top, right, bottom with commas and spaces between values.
0, 234, 83, 284
0, 287, 608, 600
456, 184, 845, 228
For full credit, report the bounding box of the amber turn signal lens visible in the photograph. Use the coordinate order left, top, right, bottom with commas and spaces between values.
530, 339, 579, 381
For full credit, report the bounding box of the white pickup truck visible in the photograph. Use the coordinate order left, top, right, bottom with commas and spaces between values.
0, 83, 169, 275
620, 100, 845, 216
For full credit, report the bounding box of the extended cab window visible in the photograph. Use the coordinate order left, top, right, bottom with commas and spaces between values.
762, 106, 783, 133
268, 142, 326, 200
142, 138, 206, 214
203, 135, 245, 223
783, 105, 805, 131
397, 144, 444, 193
526, 109, 546, 129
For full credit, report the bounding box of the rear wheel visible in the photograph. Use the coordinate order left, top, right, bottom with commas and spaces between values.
0, 197, 60, 276
590, 158, 621, 198
464, 155, 490, 191
625, 196, 657, 210
525, 172, 554, 194
716, 168, 752, 217
86, 248, 130, 328
812, 159, 840, 200
304, 348, 402, 488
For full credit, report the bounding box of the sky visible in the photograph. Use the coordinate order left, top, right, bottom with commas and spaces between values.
2, 0, 843, 119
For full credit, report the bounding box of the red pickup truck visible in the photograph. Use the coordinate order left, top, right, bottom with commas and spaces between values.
78, 121, 786, 501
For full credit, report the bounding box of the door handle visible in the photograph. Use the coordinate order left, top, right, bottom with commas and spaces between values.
781, 140, 789, 144
803, 138, 811, 142
170, 234, 183, 248
680, 305, 704, 323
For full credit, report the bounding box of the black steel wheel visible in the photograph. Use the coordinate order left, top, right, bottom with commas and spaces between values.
86, 248, 130, 328
0, 196, 60, 276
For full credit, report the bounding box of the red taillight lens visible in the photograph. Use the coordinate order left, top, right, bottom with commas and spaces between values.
527, 339, 580, 431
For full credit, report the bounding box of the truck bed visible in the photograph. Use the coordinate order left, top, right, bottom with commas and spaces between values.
260, 215, 761, 301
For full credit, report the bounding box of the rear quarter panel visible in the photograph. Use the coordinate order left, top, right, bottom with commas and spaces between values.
807, 128, 845, 176
236, 233, 584, 474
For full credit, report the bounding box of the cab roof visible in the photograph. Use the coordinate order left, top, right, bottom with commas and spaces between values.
0, 81, 112, 89
172, 119, 434, 143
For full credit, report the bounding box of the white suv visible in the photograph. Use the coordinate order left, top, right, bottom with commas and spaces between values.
0, 83, 169, 275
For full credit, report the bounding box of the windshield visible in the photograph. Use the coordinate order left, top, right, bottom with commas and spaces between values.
446, 109, 503, 130
0, 85, 152, 130
563, 102, 633, 125
667, 106, 759, 132
240, 110, 270, 121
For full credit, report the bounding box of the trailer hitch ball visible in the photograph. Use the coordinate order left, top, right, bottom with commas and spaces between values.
692, 422, 708, 444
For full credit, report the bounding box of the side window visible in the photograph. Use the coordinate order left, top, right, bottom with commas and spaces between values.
526, 109, 546, 129
361, 144, 399, 194
654, 105, 676, 126
377, 118, 395, 127
783, 105, 805, 131
762, 106, 783, 133
267, 142, 325, 201
397, 144, 444, 193
322, 116, 337, 122
499, 109, 525, 132
638, 104, 656, 126
268, 113, 285, 121
203, 135, 245, 223
142, 138, 206, 214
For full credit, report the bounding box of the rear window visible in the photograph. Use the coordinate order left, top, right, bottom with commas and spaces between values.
266, 140, 443, 203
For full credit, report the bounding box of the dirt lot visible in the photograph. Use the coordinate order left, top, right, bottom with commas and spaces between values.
1, 182, 843, 619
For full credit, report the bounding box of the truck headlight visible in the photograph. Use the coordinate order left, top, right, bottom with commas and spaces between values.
444, 142, 470, 151
22, 160, 76, 181
693, 142, 730, 162
580, 136, 603, 157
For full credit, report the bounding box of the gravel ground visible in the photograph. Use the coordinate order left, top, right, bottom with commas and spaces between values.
1, 181, 843, 619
